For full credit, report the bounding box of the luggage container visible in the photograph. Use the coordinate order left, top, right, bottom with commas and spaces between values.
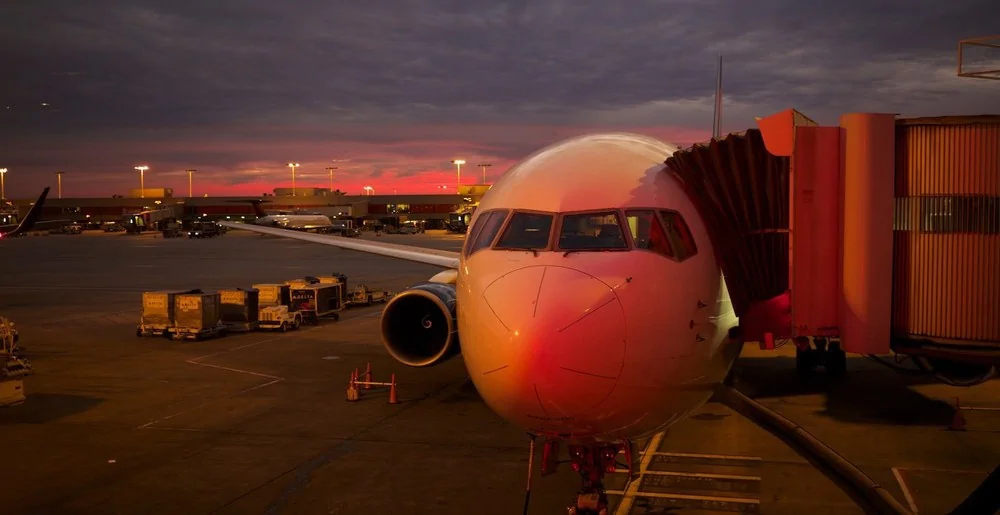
220, 288, 260, 332
172, 292, 226, 341
289, 283, 343, 324
254, 284, 291, 308
138, 290, 198, 337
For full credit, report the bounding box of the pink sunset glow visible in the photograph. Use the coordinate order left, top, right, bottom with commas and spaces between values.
2, 123, 712, 199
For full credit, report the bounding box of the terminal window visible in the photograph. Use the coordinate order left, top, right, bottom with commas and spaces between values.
625, 210, 674, 258
496, 212, 553, 250
660, 210, 698, 261
558, 211, 628, 250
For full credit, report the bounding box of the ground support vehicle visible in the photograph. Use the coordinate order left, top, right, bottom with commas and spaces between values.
346, 284, 392, 307
289, 283, 344, 324
187, 222, 221, 238
161, 221, 182, 238
1, 316, 31, 406
258, 305, 303, 331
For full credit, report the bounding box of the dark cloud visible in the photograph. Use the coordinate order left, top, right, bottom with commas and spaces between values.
0, 0, 997, 195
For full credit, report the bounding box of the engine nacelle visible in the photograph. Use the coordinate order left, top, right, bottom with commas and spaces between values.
380, 282, 460, 367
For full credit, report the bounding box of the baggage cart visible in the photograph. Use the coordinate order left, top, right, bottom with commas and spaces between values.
289, 283, 343, 324
171, 292, 227, 341
346, 284, 392, 307
138, 290, 198, 337
220, 288, 260, 332
2, 316, 32, 407
254, 283, 291, 308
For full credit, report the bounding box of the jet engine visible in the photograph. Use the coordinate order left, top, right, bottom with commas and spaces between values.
380, 282, 460, 367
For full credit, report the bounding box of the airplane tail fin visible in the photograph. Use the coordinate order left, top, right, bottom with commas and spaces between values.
249, 200, 268, 218
712, 55, 723, 139
3, 187, 51, 238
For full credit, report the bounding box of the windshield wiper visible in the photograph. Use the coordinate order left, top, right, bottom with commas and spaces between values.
501, 247, 539, 256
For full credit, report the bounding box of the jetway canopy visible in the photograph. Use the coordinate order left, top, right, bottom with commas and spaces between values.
664, 129, 791, 322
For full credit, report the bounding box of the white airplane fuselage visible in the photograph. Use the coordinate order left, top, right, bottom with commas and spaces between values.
455, 133, 741, 442
255, 214, 333, 231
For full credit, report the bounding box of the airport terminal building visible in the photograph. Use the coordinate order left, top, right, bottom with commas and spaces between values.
10, 185, 489, 229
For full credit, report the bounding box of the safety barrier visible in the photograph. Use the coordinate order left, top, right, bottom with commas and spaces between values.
346, 362, 398, 404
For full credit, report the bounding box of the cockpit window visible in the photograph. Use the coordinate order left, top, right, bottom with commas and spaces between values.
465, 209, 508, 257
557, 211, 628, 250
495, 212, 553, 250
660, 210, 698, 260
625, 210, 674, 258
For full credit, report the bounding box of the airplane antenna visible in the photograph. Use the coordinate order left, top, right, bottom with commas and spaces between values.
712, 55, 723, 139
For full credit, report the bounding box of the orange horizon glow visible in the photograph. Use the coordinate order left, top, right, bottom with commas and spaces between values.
0, 124, 713, 200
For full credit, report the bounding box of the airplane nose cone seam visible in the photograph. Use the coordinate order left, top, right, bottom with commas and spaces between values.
532, 267, 547, 319
557, 295, 618, 333
482, 296, 510, 332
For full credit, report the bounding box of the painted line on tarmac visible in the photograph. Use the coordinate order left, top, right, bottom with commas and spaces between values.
137, 311, 382, 430
135, 329, 307, 429
615, 431, 665, 515
892, 468, 920, 514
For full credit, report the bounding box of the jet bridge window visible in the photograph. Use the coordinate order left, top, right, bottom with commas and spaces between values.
495, 212, 553, 250
464, 209, 509, 257
660, 210, 698, 261
625, 210, 673, 258
558, 211, 628, 250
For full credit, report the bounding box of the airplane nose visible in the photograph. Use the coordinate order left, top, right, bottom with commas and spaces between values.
482, 265, 626, 420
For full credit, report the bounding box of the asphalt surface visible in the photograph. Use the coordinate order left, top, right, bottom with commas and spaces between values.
0, 229, 996, 514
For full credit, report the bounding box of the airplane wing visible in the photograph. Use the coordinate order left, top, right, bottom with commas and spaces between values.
218, 221, 460, 269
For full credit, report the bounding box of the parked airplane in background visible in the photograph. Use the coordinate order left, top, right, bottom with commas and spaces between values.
221, 133, 743, 513
242, 200, 335, 232
0, 187, 66, 239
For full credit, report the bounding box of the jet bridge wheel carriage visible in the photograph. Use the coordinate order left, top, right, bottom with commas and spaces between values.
794, 337, 847, 377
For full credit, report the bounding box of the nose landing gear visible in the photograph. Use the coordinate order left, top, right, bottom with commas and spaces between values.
522, 436, 636, 515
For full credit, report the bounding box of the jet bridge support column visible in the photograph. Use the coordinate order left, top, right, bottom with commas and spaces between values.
757, 110, 894, 358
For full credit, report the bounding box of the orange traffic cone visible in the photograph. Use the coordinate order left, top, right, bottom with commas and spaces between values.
363, 362, 373, 390
346, 372, 360, 402
388, 374, 399, 404
949, 397, 966, 431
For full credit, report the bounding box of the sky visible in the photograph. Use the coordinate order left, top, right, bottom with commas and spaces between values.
1, 0, 997, 199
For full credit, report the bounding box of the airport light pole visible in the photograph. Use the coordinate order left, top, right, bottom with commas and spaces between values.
326, 166, 338, 192
186, 169, 196, 197
451, 159, 465, 191
134, 165, 149, 198
55, 171, 64, 199
0, 168, 7, 199
477, 163, 492, 184
287, 162, 300, 196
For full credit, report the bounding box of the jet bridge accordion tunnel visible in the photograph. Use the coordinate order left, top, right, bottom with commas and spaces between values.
665, 109, 1000, 385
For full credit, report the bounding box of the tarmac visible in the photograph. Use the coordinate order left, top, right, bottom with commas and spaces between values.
0, 229, 997, 514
